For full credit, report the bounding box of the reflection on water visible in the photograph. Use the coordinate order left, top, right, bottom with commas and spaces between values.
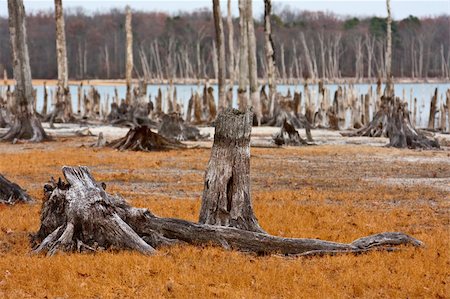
30, 82, 450, 129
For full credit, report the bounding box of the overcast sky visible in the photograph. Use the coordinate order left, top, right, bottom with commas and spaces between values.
0, 0, 449, 19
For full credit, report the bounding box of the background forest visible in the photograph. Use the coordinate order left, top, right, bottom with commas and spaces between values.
0, 7, 448, 80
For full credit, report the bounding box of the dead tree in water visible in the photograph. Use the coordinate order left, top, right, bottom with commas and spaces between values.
32, 117, 422, 256
0, 173, 33, 204
385, 0, 393, 97
1, 0, 48, 142
125, 6, 133, 105
212, 0, 227, 112
428, 88, 438, 130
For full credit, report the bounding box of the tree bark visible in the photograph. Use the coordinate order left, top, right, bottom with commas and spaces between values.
1, 0, 48, 142
199, 109, 264, 233
0, 173, 33, 204
125, 6, 133, 105
213, 0, 227, 112
31, 167, 423, 257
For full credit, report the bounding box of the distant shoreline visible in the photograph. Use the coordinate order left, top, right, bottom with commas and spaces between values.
1, 78, 450, 87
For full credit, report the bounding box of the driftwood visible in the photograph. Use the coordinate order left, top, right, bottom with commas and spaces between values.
0, 173, 32, 204
273, 120, 308, 146
108, 125, 185, 151
344, 96, 439, 149
32, 108, 423, 257
158, 113, 208, 141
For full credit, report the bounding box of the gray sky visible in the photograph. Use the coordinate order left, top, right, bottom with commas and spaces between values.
0, 0, 449, 19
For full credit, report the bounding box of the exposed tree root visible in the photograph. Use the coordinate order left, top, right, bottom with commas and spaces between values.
31, 166, 423, 257
108, 125, 185, 151
0, 115, 49, 143
0, 173, 33, 204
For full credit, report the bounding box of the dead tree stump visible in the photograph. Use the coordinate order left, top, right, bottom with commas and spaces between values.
32, 166, 423, 257
0, 173, 32, 204
273, 120, 308, 146
108, 125, 185, 151
158, 113, 208, 141
344, 96, 439, 149
199, 109, 264, 233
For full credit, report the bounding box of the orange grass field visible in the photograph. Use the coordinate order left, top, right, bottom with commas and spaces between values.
0, 138, 449, 298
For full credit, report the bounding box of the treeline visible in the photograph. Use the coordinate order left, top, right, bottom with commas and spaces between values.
0, 6, 448, 80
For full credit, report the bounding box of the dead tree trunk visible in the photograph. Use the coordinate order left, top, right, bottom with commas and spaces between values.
32, 166, 422, 256
213, 0, 227, 112
385, 0, 393, 97
0, 173, 32, 204
54, 0, 71, 119
199, 109, 264, 233
264, 0, 276, 105
428, 88, 438, 130
125, 6, 133, 105
237, 0, 248, 111
246, 0, 261, 125
226, 0, 235, 108
1, 0, 48, 142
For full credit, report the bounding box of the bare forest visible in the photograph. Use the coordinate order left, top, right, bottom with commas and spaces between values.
0, 8, 449, 80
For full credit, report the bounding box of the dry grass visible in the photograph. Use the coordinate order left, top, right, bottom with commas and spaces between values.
0, 139, 449, 298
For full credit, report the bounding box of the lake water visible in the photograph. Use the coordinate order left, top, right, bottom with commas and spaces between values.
25, 82, 450, 128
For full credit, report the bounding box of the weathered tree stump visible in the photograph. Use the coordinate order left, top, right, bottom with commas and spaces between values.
31, 166, 423, 257
344, 96, 439, 149
0, 173, 32, 204
158, 113, 208, 141
108, 125, 185, 151
273, 119, 308, 146
265, 93, 313, 142
199, 109, 264, 233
